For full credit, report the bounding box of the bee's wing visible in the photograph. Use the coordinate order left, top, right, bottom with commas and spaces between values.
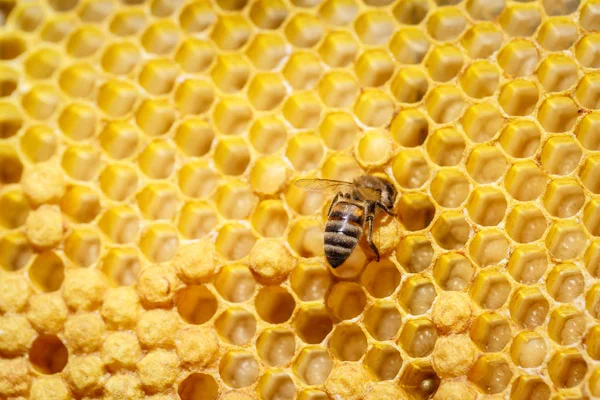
293, 178, 354, 194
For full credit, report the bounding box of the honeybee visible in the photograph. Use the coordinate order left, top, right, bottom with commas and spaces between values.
294, 175, 397, 268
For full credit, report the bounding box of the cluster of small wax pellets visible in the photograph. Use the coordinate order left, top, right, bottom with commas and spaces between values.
0, 0, 599, 398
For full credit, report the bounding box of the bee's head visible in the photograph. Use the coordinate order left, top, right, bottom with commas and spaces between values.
378, 178, 397, 210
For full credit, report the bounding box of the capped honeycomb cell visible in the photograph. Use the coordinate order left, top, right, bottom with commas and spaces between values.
537, 18, 578, 52
354, 11, 394, 46
499, 3, 542, 37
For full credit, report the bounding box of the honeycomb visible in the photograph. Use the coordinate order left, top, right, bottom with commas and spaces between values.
0, 0, 599, 399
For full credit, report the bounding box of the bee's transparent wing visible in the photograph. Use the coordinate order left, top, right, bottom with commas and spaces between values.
293, 178, 354, 194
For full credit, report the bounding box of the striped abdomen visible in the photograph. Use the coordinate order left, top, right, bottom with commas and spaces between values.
324, 201, 365, 268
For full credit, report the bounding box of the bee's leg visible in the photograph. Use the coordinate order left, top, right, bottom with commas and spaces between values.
365, 202, 380, 262
327, 193, 340, 217
375, 202, 396, 217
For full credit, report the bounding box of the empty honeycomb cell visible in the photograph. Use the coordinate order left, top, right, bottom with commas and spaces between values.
460, 23, 503, 59
178, 1, 215, 33
136, 99, 176, 138
470, 270, 511, 309
97, 80, 137, 118
549, 350, 588, 389
258, 370, 296, 400
361, 260, 401, 298
586, 241, 600, 277
139, 223, 179, 262
546, 221, 588, 260
13, 4, 44, 32
216, 181, 257, 219
426, 127, 466, 167
175, 284, 217, 325
284, 13, 323, 48
257, 328, 295, 367
138, 59, 178, 96
508, 244, 548, 284
175, 40, 215, 75
58, 63, 97, 99
141, 21, 180, 55
0, 232, 31, 272
101, 42, 140, 77
585, 199, 600, 236
58, 103, 97, 141
543, 178, 585, 218
538, 55, 580, 93
392, 0, 429, 24
0, 190, 28, 229
318, 112, 357, 151
389, 109, 427, 148
506, 204, 547, 243
504, 161, 546, 201
399, 361, 440, 399
285, 133, 324, 172
425, 45, 464, 83
469, 229, 509, 267
467, 188, 507, 226
290, 262, 331, 302
537, 18, 579, 52
61, 145, 102, 181
398, 192, 435, 232
354, 11, 394, 46
364, 301, 402, 341
137, 183, 179, 220
214, 138, 251, 176
98, 206, 139, 244
460, 61, 500, 99
470, 312, 511, 352
175, 119, 213, 157
247, 73, 286, 111
588, 326, 600, 360
249, 116, 287, 155
29, 335, 68, 374
499, 119, 541, 158
0, 145, 22, 184
178, 161, 219, 199
389, 28, 430, 64
356, 130, 392, 167
320, 31, 360, 68
211, 54, 250, 94
466, 0, 504, 20
0, 66, 17, 97
588, 284, 600, 318
293, 304, 333, 344
389, 68, 428, 106
391, 149, 429, 189
0, 34, 26, 61
330, 324, 368, 361
294, 347, 333, 386
424, 86, 465, 124
283, 53, 323, 91
137, 141, 176, 180
581, 155, 600, 193
318, 71, 359, 110
24, 48, 60, 80
399, 277, 436, 315
355, 49, 394, 88
249, 0, 287, 29
282, 92, 321, 130
326, 282, 366, 320
0, 102, 22, 138
399, 318, 437, 358
28, 251, 64, 292
499, 80, 539, 116
463, 104, 503, 143
509, 287, 549, 328
499, 3, 542, 37
549, 306, 586, 345
21, 85, 59, 120
510, 376, 550, 400
430, 169, 469, 208
468, 354, 512, 394
364, 345, 402, 381
220, 351, 260, 389
577, 112, 600, 151
255, 286, 295, 324
433, 252, 475, 291
64, 227, 101, 268
213, 98, 252, 135
318, 0, 358, 26
251, 200, 288, 238
426, 8, 467, 41
431, 211, 470, 250
60, 185, 101, 224
215, 308, 256, 346
179, 373, 218, 400
287, 219, 323, 258
214, 264, 256, 303
39, 13, 75, 42
285, 179, 326, 216
100, 247, 140, 286
576, 34, 600, 68
79, 0, 113, 22
576, 71, 600, 109
538, 96, 579, 133
99, 164, 138, 202
108, 9, 146, 36
66, 26, 104, 58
